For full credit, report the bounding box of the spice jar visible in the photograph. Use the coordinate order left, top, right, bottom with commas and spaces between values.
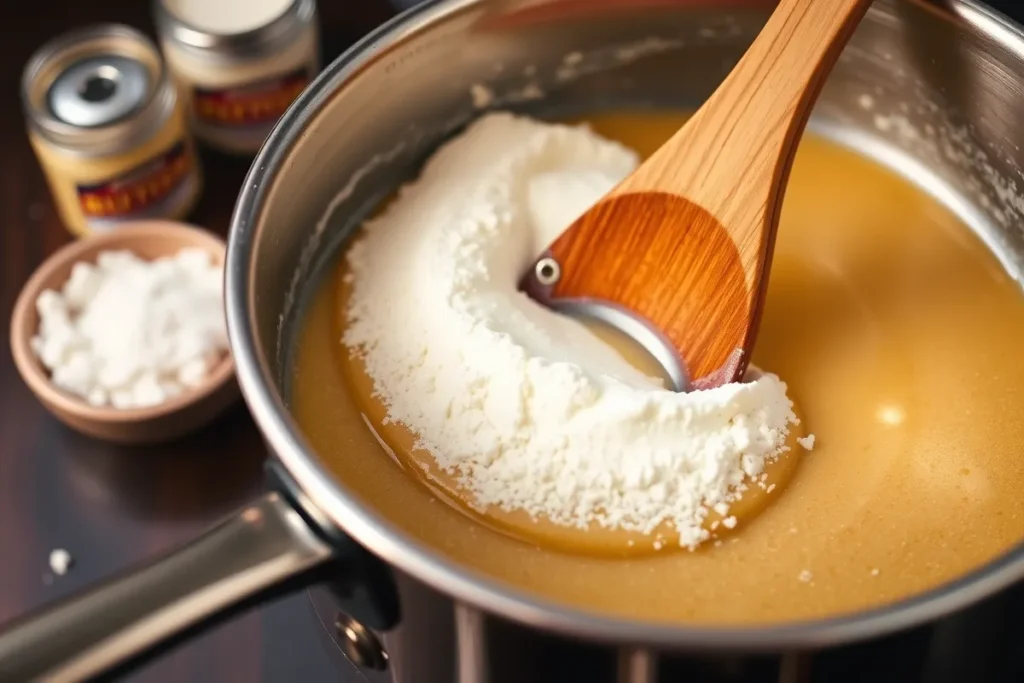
154, 0, 321, 155
21, 25, 203, 239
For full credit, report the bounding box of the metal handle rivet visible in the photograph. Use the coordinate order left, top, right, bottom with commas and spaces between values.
535, 257, 561, 285
335, 613, 388, 672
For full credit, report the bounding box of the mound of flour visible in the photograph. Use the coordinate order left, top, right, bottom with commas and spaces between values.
343, 112, 799, 548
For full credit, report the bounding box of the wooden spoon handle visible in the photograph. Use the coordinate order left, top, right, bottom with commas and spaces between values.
616, 0, 873, 277
529, 0, 873, 388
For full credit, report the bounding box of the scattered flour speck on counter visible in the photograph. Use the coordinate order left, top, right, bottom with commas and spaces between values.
49, 548, 73, 576
343, 112, 804, 549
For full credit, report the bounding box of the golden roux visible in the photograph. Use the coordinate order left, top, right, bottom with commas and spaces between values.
290, 112, 1024, 625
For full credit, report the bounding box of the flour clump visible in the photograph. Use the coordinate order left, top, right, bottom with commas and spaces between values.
343, 112, 801, 548
32, 248, 227, 409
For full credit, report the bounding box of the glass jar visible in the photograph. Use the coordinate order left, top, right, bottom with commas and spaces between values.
154, 0, 321, 155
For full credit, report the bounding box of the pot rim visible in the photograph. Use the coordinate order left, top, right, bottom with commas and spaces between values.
226, 0, 1024, 650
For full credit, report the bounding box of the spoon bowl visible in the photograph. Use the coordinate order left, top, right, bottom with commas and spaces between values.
522, 0, 872, 390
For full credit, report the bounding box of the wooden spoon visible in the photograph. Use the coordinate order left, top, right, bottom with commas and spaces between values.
521, 0, 872, 391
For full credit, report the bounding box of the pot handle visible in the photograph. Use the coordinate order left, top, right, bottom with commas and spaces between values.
0, 491, 337, 682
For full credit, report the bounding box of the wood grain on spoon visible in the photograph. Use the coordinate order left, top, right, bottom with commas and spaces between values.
522, 0, 872, 390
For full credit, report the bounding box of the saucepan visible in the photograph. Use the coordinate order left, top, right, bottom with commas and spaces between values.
3, 0, 1024, 680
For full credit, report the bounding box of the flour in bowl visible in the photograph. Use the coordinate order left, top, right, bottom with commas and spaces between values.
32, 248, 227, 409
343, 112, 802, 548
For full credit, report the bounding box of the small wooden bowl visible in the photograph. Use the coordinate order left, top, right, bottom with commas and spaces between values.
9, 220, 239, 445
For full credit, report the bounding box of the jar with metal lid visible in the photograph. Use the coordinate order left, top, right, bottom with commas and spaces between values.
153, 0, 321, 155
22, 24, 203, 239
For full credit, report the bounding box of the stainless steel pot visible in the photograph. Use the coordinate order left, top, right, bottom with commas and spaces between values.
4, 0, 1024, 681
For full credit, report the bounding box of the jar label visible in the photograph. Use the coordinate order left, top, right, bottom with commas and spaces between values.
76, 140, 198, 230
193, 67, 312, 128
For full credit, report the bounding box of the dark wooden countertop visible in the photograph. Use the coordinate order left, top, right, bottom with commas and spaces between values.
0, 1, 396, 680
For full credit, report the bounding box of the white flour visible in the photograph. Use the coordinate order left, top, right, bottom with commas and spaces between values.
32, 249, 227, 409
343, 113, 800, 548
